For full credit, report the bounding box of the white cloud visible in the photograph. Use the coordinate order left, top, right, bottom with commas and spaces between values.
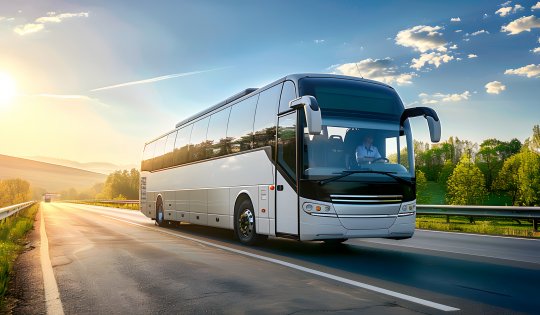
533, 2, 540, 10
501, 15, 540, 34
419, 91, 471, 104
314, 39, 325, 44
501, 1, 512, 6
504, 64, 540, 78
470, 29, 489, 36
455, 29, 463, 33
395, 25, 448, 52
483, 13, 490, 19
14, 23, 44, 35
35, 12, 88, 23
496, 4, 524, 16
411, 52, 454, 70
333, 58, 416, 85
451, 17, 461, 22
485, 81, 506, 94
13, 11, 88, 36
532, 47, 540, 53
450, 44, 458, 49
468, 54, 478, 58
496, 7, 513, 16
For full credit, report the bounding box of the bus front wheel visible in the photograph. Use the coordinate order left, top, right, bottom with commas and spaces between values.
234, 199, 267, 245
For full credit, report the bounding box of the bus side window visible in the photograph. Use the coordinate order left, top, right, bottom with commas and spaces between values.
152, 136, 167, 171
253, 84, 282, 151
277, 112, 297, 178
226, 95, 258, 154
162, 131, 177, 168
206, 107, 231, 158
189, 117, 210, 162
141, 141, 156, 172
173, 125, 193, 166
278, 81, 297, 114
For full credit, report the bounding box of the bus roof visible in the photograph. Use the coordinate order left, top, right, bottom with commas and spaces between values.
173, 73, 394, 130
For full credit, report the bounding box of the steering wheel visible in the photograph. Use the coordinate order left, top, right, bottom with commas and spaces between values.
372, 157, 389, 163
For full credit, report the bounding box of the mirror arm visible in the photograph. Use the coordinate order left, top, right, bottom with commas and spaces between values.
400, 107, 439, 126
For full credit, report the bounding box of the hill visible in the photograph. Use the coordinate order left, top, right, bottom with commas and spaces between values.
0, 154, 107, 192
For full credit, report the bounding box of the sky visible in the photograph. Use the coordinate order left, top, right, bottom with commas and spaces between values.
0, 0, 539, 167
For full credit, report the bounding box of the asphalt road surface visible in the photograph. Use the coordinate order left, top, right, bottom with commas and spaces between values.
25, 202, 540, 314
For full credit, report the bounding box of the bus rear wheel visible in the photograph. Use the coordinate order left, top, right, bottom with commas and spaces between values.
234, 199, 267, 245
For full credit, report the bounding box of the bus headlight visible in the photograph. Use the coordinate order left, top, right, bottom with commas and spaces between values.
303, 202, 332, 214
400, 201, 416, 213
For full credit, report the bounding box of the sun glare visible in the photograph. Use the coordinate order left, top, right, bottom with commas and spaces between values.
0, 72, 17, 107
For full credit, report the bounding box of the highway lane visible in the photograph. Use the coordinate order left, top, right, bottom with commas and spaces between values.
40, 202, 540, 314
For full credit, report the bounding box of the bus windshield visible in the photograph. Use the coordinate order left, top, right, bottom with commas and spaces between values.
298, 77, 414, 180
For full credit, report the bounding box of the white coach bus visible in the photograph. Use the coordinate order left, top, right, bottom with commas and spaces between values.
140, 74, 441, 245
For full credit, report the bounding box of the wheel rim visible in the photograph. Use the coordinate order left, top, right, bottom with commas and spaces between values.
238, 208, 254, 240
157, 204, 163, 223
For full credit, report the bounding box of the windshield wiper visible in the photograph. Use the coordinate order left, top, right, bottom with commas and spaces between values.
318, 170, 413, 186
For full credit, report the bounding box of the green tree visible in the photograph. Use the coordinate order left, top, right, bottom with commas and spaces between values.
415, 169, 430, 204
97, 169, 140, 200
495, 149, 540, 206
446, 155, 487, 205
438, 160, 455, 188
0, 179, 32, 207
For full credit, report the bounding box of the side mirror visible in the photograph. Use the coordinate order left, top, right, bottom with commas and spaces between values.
400, 107, 441, 142
289, 95, 322, 135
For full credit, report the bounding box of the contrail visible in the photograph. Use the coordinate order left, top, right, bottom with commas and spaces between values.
90, 67, 228, 92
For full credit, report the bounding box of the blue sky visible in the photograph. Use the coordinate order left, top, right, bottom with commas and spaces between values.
0, 0, 539, 166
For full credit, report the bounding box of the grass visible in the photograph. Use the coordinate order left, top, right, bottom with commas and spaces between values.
416, 215, 539, 238
0, 204, 38, 301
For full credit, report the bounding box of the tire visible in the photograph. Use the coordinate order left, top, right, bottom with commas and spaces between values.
323, 238, 348, 245
155, 198, 166, 227
234, 198, 267, 245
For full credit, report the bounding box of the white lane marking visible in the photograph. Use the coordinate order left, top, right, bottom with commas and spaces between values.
418, 229, 540, 241
40, 205, 65, 315
101, 215, 459, 312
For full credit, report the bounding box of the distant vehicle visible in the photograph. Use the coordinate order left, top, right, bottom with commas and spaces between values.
44, 195, 51, 203
140, 74, 441, 245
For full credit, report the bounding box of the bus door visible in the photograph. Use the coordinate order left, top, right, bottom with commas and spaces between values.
275, 112, 299, 235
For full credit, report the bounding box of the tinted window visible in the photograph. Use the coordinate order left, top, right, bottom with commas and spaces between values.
277, 112, 297, 178
141, 141, 156, 172
226, 95, 258, 154
253, 84, 281, 150
152, 136, 167, 170
299, 78, 402, 117
206, 107, 231, 158
173, 125, 193, 166
189, 117, 210, 162
162, 131, 177, 168
278, 81, 297, 113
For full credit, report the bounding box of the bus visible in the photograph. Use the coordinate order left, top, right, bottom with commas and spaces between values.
140, 73, 441, 245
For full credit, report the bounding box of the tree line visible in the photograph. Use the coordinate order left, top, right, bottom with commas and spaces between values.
59, 169, 140, 200
0, 179, 32, 208
414, 125, 540, 206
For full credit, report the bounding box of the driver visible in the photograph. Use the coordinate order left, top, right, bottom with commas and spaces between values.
355, 135, 381, 164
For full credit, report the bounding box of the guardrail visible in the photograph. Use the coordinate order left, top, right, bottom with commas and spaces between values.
417, 205, 540, 231
0, 201, 36, 221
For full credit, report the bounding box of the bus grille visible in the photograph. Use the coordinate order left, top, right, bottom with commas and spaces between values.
330, 194, 403, 204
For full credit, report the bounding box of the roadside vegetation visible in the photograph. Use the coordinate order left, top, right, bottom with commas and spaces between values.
0, 179, 37, 304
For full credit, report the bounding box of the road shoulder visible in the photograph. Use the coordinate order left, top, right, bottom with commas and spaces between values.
7, 205, 46, 314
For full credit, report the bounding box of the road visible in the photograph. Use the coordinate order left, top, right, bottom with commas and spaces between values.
28, 202, 540, 314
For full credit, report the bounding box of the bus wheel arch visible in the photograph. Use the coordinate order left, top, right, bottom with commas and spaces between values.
233, 194, 267, 245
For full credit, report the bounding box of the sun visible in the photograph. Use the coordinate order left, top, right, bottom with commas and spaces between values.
0, 72, 17, 107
